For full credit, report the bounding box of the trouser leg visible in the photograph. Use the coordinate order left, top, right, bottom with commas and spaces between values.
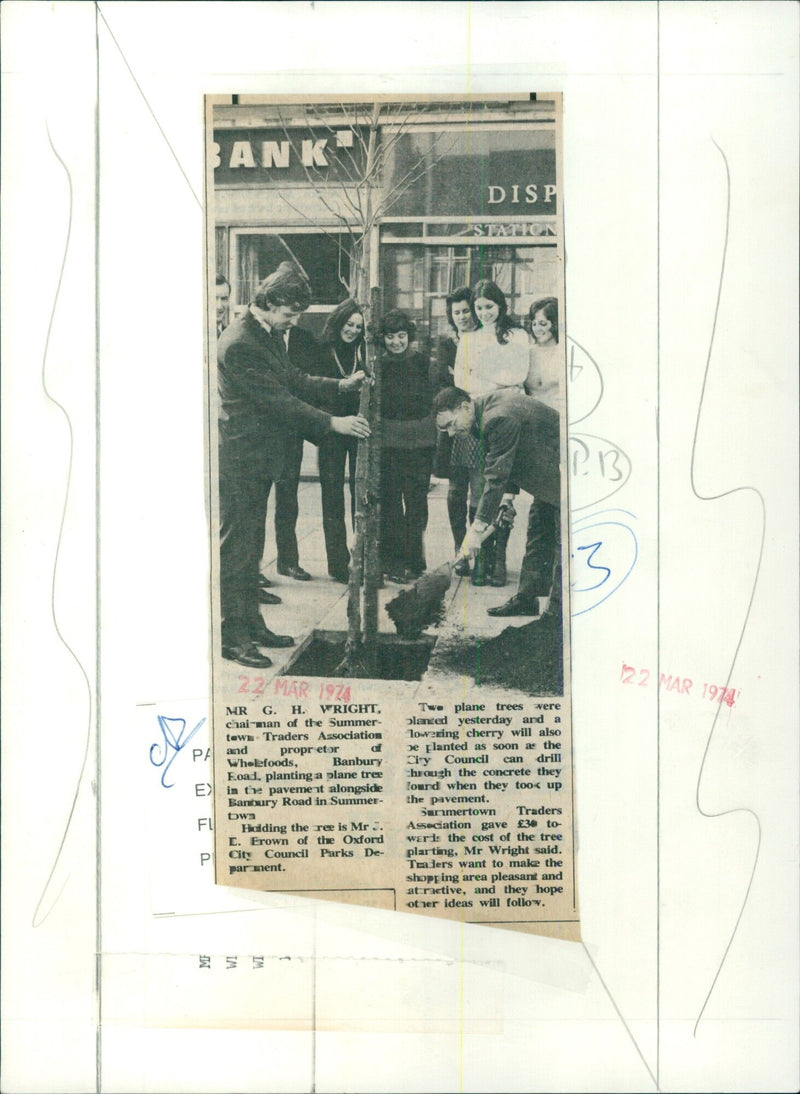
545, 550, 563, 625
519, 498, 559, 599
346, 436, 358, 529
254, 480, 271, 574
219, 467, 272, 647
433, 431, 453, 479
319, 435, 350, 575
274, 435, 303, 569
380, 452, 403, 574
447, 467, 469, 550
490, 523, 511, 586
401, 449, 433, 574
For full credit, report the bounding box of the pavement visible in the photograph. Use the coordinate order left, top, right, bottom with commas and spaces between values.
218, 463, 542, 687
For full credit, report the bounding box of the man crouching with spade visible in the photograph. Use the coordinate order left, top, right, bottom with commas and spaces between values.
433, 386, 562, 626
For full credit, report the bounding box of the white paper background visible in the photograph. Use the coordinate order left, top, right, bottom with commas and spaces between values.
2, 2, 797, 1091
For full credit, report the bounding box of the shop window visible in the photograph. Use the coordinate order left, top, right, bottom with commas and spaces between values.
232, 232, 352, 309
380, 242, 562, 373
215, 227, 229, 282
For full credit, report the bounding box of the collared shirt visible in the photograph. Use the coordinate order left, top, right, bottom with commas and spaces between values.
250, 308, 275, 338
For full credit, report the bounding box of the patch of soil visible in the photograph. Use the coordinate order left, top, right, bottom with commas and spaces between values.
433, 614, 563, 696
285, 632, 436, 681
385, 568, 451, 639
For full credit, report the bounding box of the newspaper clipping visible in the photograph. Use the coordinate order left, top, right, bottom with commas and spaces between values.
205, 94, 577, 941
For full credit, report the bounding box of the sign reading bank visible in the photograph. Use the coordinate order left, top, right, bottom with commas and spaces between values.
212, 124, 557, 218
212, 126, 368, 186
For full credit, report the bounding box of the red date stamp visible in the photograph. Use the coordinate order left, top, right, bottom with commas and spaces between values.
620, 663, 739, 707
236, 676, 352, 702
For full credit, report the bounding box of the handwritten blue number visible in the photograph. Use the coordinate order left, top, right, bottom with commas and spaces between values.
576, 540, 611, 590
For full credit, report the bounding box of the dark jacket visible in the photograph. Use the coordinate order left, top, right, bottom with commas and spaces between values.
286, 324, 323, 375
380, 349, 437, 449
433, 334, 458, 388
472, 389, 561, 523
217, 310, 340, 478
308, 339, 364, 417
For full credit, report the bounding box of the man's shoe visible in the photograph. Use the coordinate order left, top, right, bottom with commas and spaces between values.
487, 594, 539, 617
222, 642, 273, 668
251, 627, 295, 649
258, 574, 274, 588
278, 564, 312, 581
453, 557, 471, 577
257, 588, 282, 605
329, 568, 350, 584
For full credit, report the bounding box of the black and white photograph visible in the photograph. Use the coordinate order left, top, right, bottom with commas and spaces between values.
207, 95, 570, 696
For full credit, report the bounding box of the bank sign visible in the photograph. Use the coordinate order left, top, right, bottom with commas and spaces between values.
213, 125, 557, 217
213, 127, 368, 187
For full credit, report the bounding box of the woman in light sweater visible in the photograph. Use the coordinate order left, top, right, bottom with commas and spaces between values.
453, 279, 528, 584
453, 279, 529, 396
524, 296, 561, 410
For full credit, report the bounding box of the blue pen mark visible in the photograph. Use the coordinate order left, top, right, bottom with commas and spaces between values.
570, 509, 638, 616
575, 540, 612, 591
149, 716, 206, 789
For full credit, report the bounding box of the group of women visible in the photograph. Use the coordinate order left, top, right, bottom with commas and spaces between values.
314, 280, 560, 588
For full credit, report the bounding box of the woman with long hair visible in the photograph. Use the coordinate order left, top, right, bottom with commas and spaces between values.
524, 296, 561, 409
453, 278, 528, 585
453, 278, 529, 396
314, 298, 366, 582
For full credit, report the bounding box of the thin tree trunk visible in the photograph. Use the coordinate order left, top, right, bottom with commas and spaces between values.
339, 112, 381, 677
338, 368, 372, 676
361, 285, 383, 675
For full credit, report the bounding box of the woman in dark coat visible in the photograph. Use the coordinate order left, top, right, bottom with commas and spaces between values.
313, 299, 366, 582
378, 309, 436, 582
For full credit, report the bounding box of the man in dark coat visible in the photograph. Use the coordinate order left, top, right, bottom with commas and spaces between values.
217, 263, 368, 667
434, 386, 562, 621
269, 324, 324, 582
215, 274, 231, 337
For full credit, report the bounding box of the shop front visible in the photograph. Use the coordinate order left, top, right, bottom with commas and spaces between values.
378, 219, 560, 374
211, 99, 562, 469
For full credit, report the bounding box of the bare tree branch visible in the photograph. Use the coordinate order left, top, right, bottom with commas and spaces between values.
274, 235, 312, 282
339, 101, 370, 159
301, 104, 364, 190
310, 105, 367, 185
275, 107, 363, 230
295, 104, 366, 225
274, 191, 357, 294
371, 131, 461, 222
351, 104, 438, 195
